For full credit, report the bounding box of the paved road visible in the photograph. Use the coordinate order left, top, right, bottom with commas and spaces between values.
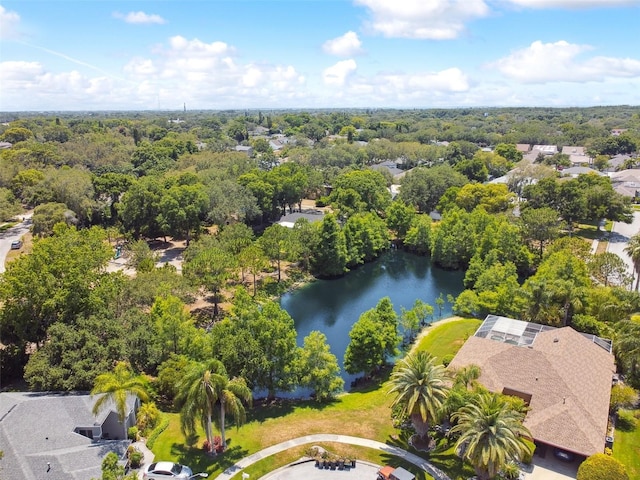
0, 215, 32, 274
215, 434, 450, 480
607, 211, 640, 284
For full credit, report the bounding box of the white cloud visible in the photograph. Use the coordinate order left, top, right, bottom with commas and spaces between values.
323, 31, 363, 56
354, 0, 490, 39
113, 11, 167, 25
503, 0, 640, 8
323, 60, 358, 86
490, 40, 640, 83
0, 5, 21, 40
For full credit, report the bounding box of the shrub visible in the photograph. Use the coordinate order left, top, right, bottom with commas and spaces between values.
442, 354, 454, 367
500, 462, 520, 479
136, 402, 161, 436
519, 438, 535, 465
202, 440, 213, 453
577, 453, 629, 480
145, 413, 169, 449
616, 409, 637, 431
127, 426, 139, 441
129, 450, 143, 469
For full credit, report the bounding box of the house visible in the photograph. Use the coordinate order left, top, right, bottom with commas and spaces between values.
561, 146, 591, 166
531, 145, 558, 156
235, 145, 253, 156
559, 166, 604, 178
516, 144, 531, 153
277, 209, 325, 228
371, 160, 405, 180
0, 392, 139, 480
609, 169, 640, 199
448, 315, 615, 459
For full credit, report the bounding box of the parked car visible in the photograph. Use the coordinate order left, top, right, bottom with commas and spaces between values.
553, 448, 576, 462
143, 462, 197, 480
10, 240, 22, 249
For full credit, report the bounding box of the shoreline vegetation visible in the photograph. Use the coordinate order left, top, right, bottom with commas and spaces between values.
151, 316, 481, 480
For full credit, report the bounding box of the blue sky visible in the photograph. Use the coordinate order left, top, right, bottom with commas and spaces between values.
1, 0, 639, 111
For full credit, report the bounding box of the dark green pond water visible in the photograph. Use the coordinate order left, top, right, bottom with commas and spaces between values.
280, 249, 465, 388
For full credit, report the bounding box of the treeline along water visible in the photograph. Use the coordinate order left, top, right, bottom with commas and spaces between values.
279, 249, 465, 391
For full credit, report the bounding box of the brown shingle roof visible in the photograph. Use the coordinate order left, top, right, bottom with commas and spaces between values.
448, 327, 615, 457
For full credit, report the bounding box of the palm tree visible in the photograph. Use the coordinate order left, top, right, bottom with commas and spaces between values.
388, 351, 449, 439
216, 374, 252, 448
614, 321, 640, 386
624, 233, 640, 291
91, 362, 149, 438
451, 393, 533, 480
453, 364, 481, 390
176, 360, 252, 451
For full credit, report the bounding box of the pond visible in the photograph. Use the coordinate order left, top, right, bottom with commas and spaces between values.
280, 249, 465, 389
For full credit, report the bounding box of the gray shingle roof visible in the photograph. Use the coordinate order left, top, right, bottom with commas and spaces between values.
0, 392, 132, 479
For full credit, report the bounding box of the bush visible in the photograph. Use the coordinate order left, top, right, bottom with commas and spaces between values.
145, 413, 169, 449
519, 438, 535, 465
136, 402, 161, 436
129, 450, 143, 469
616, 409, 637, 431
577, 453, 629, 480
127, 426, 139, 441
442, 354, 454, 367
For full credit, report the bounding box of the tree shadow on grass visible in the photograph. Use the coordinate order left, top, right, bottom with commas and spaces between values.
248, 396, 338, 423
169, 439, 249, 474
347, 365, 392, 394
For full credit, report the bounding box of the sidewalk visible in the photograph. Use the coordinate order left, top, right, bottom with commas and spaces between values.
133, 440, 155, 479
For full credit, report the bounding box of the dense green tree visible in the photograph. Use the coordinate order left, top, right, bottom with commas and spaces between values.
118, 177, 163, 239
0, 225, 112, 352
125, 239, 159, 273
157, 183, 208, 245
389, 351, 449, 439
344, 297, 400, 375
385, 200, 416, 241
311, 214, 348, 277
32, 201, 74, 236
150, 295, 198, 361
614, 321, 640, 387
183, 245, 235, 316
258, 224, 290, 282
440, 183, 515, 214
494, 143, 523, 163
430, 208, 477, 269
451, 393, 533, 480
238, 244, 268, 296
0, 187, 22, 221
589, 252, 632, 288
404, 214, 432, 254
399, 165, 467, 213
520, 207, 562, 261
343, 212, 389, 267
297, 331, 344, 401
330, 169, 391, 215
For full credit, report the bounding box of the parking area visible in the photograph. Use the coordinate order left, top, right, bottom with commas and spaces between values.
261, 460, 381, 480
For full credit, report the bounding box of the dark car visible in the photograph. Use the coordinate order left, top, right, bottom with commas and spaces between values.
553, 448, 576, 462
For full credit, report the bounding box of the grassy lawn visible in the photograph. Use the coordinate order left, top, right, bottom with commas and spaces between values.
151, 317, 479, 479
613, 410, 640, 479
413, 317, 482, 363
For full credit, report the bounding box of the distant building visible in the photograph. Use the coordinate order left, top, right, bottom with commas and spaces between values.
235, 145, 253, 156
561, 146, 591, 166
277, 209, 325, 228
610, 169, 640, 199
516, 144, 531, 153
531, 145, 558, 156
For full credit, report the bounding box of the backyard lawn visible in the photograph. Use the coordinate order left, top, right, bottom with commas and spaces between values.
613, 409, 640, 479
413, 317, 482, 363
150, 317, 479, 480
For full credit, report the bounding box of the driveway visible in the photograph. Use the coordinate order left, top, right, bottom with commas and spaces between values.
0, 214, 32, 274
607, 211, 640, 281
527, 454, 579, 480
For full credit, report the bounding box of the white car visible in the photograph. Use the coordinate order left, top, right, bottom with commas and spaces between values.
143, 461, 197, 480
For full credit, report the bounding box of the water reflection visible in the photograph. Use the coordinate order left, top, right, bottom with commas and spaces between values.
280, 250, 464, 389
